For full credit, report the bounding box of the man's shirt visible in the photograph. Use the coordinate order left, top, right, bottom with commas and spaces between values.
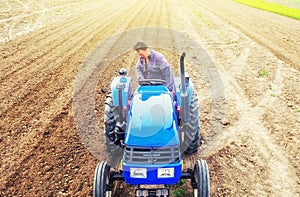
135, 49, 175, 91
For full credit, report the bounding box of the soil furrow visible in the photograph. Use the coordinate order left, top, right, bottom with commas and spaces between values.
0, 0, 132, 80
0, 0, 158, 193
0, 1, 140, 114
190, 0, 300, 70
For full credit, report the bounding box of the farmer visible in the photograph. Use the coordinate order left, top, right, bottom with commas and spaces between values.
133, 40, 176, 94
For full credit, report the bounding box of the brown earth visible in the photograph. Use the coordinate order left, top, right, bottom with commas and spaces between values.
0, 0, 300, 196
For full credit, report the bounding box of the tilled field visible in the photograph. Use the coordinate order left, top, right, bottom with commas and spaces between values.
0, 0, 300, 196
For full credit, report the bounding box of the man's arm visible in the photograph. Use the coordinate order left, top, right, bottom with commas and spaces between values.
158, 56, 175, 91
135, 58, 145, 81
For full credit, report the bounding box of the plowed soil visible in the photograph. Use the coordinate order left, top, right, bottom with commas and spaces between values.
0, 0, 299, 196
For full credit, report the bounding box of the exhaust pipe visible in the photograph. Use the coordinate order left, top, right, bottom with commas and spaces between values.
180, 52, 189, 123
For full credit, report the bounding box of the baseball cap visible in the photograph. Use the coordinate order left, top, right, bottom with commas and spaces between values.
133, 41, 148, 50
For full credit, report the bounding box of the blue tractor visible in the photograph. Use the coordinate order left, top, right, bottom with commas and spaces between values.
94, 53, 210, 197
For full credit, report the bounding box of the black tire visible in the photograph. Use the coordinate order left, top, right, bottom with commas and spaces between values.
193, 159, 210, 197
93, 161, 112, 197
104, 93, 123, 156
180, 93, 200, 154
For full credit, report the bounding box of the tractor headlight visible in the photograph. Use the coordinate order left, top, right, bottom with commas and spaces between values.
158, 168, 174, 178
130, 168, 147, 178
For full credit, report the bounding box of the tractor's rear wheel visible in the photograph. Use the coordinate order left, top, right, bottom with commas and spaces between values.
93, 161, 112, 197
193, 159, 210, 197
104, 93, 123, 156
180, 93, 200, 154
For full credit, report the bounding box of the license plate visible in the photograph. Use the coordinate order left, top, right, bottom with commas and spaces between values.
135, 188, 169, 197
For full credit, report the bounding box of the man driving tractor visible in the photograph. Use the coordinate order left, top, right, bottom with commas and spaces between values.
133, 41, 176, 95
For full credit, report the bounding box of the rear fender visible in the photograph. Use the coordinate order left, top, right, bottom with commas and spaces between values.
111, 76, 132, 106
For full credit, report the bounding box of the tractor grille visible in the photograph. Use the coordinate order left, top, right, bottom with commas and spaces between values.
124, 146, 180, 164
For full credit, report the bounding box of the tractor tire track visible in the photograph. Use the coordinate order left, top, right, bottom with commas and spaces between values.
176, 0, 300, 195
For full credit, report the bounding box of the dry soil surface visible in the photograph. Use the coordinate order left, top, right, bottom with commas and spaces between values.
0, 0, 300, 196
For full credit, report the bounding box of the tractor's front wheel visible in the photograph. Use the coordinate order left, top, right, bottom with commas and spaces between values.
193, 159, 210, 197
93, 161, 112, 197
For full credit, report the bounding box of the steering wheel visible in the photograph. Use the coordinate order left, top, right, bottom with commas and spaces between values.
139, 79, 166, 86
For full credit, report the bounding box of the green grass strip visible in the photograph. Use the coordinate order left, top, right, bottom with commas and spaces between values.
234, 0, 300, 20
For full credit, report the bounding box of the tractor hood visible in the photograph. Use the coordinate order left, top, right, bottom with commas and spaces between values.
124, 87, 179, 147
